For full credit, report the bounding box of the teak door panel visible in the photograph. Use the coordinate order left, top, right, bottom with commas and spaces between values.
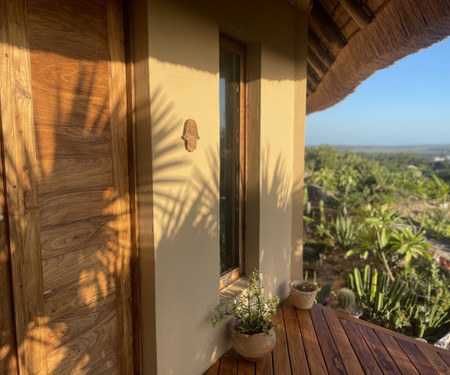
0, 0, 134, 374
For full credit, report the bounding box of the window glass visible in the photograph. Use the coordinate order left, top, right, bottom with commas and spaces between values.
219, 36, 245, 281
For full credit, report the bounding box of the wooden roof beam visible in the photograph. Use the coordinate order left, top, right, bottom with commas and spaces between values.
307, 48, 327, 77
307, 67, 320, 88
307, 86, 316, 97
308, 29, 335, 69
309, 2, 346, 53
339, 0, 372, 29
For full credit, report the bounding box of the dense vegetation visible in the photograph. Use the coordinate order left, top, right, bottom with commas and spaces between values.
303, 145, 449, 342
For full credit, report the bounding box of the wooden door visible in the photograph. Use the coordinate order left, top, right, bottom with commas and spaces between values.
0, 0, 135, 374
0, 102, 19, 375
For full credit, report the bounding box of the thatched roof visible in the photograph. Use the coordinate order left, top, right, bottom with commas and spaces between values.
305, 0, 450, 114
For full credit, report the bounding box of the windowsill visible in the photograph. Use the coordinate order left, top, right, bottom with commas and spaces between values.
219, 276, 249, 305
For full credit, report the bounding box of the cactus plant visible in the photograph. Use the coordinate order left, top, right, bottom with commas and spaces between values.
337, 288, 356, 309
348, 266, 416, 329
316, 284, 331, 304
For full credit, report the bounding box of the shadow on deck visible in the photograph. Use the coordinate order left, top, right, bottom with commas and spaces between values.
205, 297, 450, 374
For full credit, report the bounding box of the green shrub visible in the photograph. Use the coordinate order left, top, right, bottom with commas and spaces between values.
211, 270, 279, 334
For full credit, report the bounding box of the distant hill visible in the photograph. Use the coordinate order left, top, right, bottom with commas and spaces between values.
332, 144, 450, 158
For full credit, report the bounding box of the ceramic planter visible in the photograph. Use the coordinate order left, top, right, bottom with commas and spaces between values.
229, 320, 276, 362
289, 280, 318, 310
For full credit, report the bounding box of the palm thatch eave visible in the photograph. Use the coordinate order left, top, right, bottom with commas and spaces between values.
306, 0, 450, 114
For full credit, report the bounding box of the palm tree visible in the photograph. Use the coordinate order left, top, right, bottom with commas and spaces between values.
312, 167, 336, 196
429, 174, 449, 203
337, 166, 360, 216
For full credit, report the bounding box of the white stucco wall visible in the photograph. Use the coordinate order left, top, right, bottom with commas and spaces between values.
135, 0, 308, 373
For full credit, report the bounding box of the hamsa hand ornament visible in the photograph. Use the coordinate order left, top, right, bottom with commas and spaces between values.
181, 119, 200, 152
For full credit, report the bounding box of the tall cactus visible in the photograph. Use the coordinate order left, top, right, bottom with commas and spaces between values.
348, 266, 416, 328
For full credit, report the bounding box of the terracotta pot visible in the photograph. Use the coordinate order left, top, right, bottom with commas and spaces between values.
229, 320, 276, 362
289, 280, 318, 310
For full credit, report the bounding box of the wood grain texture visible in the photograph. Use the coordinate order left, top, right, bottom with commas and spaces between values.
255, 353, 273, 375
27, 0, 109, 61
375, 330, 420, 375
106, 0, 135, 373
340, 318, 383, 375
395, 338, 439, 375
437, 351, 450, 367
321, 306, 363, 375
39, 157, 113, 195
44, 273, 115, 322
282, 298, 309, 375
209, 303, 449, 374
203, 360, 220, 375
38, 189, 115, 228
40, 216, 115, 260
46, 294, 116, 353
336, 307, 450, 352
356, 323, 401, 374
47, 315, 118, 375
296, 309, 328, 374
42, 243, 116, 296
310, 306, 347, 374
218, 349, 238, 374
272, 305, 291, 374
0, 0, 48, 373
237, 356, 254, 375
29, 0, 130, 370
123, 0, 142, 370
0, 89, 19, 375
416, 344, 450, 375
34, 123, 112, 162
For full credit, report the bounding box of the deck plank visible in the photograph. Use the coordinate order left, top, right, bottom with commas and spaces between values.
283, 299, 310, 374
340, 318, 383, 375
356, 323, 402, 374
375, 330, 420, 375
321, 306, 364, 375
417, 345, 450, 375
296, 309, 328, 374
437, 351, 450, 367
237, 357, 254, 375
219, 350, 238, 375
395, 338, 438, 375
255, 354, 272, 375
207, 301, 449, 375
203, 360, 220, 375
310, 307, 346, 374
272, 305, 291, 375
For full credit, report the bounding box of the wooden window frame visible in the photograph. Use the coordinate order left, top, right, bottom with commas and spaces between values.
219, 34, 247, 290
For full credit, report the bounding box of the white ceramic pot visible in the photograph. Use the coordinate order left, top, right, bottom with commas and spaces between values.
229, 320, 276, 362
289, 280, 318, 310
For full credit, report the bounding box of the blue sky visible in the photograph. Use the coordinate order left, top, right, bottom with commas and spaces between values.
306, 37, 450, 146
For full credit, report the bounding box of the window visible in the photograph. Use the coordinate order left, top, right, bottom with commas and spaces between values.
219, 35, 246, 288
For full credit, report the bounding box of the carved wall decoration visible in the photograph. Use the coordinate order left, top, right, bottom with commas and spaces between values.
181, 119, 200, 152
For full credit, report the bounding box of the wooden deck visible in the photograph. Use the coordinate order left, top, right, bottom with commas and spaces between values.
204, 297, 450, 374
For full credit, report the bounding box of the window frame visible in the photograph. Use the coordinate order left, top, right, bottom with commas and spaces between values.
219, 34, 247, 290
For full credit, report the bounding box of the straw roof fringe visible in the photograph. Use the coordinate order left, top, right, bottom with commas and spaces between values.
306, 0, 450, 114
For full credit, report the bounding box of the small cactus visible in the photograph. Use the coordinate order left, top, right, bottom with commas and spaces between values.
337, 288, 356, 309
316, 284, 331, 304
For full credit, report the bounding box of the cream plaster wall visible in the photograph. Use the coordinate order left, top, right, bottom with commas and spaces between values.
135, 0, 308, 373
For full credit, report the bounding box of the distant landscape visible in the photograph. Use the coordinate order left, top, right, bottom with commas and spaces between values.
303, 144, 449, 343
333, 144, 450, 158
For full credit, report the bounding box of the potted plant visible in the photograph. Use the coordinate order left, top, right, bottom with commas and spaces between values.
212, 269, 279, 361
289, 280, 318, 310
